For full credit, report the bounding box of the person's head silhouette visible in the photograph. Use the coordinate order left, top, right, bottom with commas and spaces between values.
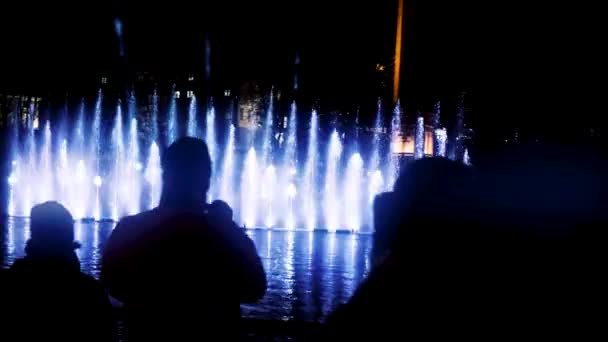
160, 137, 212, 208
26, 201, 79, 259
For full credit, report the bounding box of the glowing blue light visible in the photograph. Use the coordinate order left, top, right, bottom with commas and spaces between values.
435, 128, 447, 157
113, 18, 123, 36
8, 174, 17, 186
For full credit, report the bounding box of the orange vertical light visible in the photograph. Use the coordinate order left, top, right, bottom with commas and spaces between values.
393, 0, 404, 104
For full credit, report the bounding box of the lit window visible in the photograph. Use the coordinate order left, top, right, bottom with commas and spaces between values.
224, 89, 231, 97
187, 90, 194, 98
175, 91, 181, 99
101, 77, 108, 84
188, 74, 194, 81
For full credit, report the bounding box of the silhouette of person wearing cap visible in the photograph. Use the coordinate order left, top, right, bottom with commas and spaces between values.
101, 137, 266, 341
5, 201, 115, 342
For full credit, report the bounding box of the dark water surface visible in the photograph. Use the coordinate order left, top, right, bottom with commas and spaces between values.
1, 217, 372, 322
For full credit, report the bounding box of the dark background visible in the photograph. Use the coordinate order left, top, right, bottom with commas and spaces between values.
0, 0, 602, 149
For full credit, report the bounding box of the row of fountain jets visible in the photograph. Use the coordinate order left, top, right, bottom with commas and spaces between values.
6, 91, 466, 232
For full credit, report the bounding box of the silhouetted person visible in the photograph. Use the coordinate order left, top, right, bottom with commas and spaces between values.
5, 202, 115, 342
371, 192, 396, 266
209, 199, 234, 228
101, 137, 266, 341
327, 158, 479, 339
329, 150, 595, 339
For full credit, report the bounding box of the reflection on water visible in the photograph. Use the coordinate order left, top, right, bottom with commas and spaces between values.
1, 217, 372, 322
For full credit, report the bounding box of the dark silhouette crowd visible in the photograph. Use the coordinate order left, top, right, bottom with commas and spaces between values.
1, 137, 604, 341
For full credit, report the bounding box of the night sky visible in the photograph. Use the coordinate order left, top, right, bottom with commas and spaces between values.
0, 1, 601, 147
1, 1, 471, 102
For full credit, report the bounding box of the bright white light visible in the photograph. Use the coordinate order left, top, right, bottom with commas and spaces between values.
368, 170, 384, 204
241, 147, 258, 228
75, 160, 86, 183
93, 176, 102, 187
306, 212, 315, 231
11, 160, 17, 166
324, 130, 343, 232
174, 91, 181, 99
415, 116, 425, 159
134, 162, 143, 171
289, 167, 297, 176
286, 216, 295, 230
435, 128, 447, 157
262, 165, 276, 228
8, 174, 17, 186
287, 183, 297, 198
463, 148, 471, 165
344, 153, 364, 232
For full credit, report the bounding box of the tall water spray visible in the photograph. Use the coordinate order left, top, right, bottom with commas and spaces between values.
324, 131, 342, 232
369, 99, 383, 172
282, 102, 297, 228
22, 119, 36, 216
344, 153, 364, 231
167, 92, 178, 145
367, 100, 384, 227
145, 142, 162, 209
219, 124, 236, 208
150, 90, 159, 143
91, 90, 103, 220
187, 95, 198, 137
432, 101, 442, 157
57, 139, 71, 211
241, 147, 258, 228
261, 164, 276, 228
126, 117, 141, 215
387, 100, 402, 190
38, 121, 53, 203
6, 92, 467, 230
261, 93, 274, 166
205, 105, 216, 200
6, 101, 19, 216
414, 115, 425, 159
435, 128, 447, 157
111, 104, 124, 220
302, 110, 318, 230
368, 170, 384, 205
258, 93, 275, 228
463, 148, 471, 165
449, 94, 465, 161
74, 159, 88, 219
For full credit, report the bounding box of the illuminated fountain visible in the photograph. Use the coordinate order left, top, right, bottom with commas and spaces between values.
144, 142, 162, 209
6, 90, 468, 232
219, 124, 235, 207
187, 95, 198, 137
344, 153, 364, 231
205, 105, 216, 201
302, 110, 318, 230
281, 102, 298, 229
241, 147, 258, 228
387, 100, 402, 190
167, 91, 178, 145
324, 130, 342, 232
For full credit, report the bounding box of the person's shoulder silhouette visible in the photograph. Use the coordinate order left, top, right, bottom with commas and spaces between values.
101, 137, 266, 341
6, 201, 115, 342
